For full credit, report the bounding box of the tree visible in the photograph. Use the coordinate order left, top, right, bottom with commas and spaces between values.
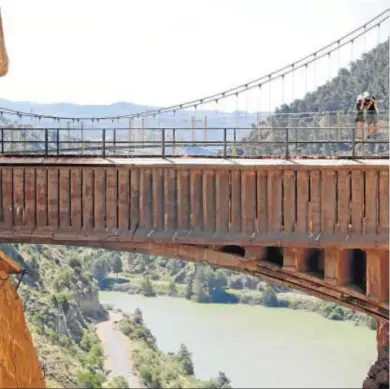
69, 257, 82, 269
201, 371, 232, 389
185, 276, 193, 300
141, 276, 156, 297
133, 308, 144, 325
106, 376, 129, 388
192, 266, 208, 303
112, 256, 123, 278
32, 313, 46, 334
77, 372, 104, 389
203, 267, 215, 294
92, 258, 108, 288
168, 280, 177, 296
167, 258, 180, 275
229, 276, 244, 290
214, 269, 228, 293
214, 372, 232, 388
262, 286, 278, 307
55, 292, 70, 314
177, 343, 194, 375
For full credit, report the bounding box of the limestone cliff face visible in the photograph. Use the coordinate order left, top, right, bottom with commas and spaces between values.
0, 268, 45, 388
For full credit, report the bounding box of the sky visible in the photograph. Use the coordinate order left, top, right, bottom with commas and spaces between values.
0, 0, 388, 112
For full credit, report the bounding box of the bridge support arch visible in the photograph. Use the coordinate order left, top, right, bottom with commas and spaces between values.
11, 238, 381, 323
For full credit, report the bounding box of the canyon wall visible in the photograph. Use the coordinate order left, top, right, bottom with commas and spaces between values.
363, 320, 389, 389
0, 251, 45, 389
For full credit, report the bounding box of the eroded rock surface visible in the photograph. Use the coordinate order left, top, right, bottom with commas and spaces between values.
363, 321, 389, 389
0, 267, 45, 388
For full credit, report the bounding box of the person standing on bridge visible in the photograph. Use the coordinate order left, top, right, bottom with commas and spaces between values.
355, 94, 365, 140
363, 91, 379, 139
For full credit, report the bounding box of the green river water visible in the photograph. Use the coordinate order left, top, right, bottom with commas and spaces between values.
99, 291, 376, 388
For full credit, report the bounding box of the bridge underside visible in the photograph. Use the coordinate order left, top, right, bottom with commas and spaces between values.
0, 158, 388, 321
2, 233, 388, 322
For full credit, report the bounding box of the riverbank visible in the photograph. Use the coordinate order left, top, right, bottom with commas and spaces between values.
105, 272, 375, 329
100, 291, 377, 388
100, 305, 232, 388
96, 311, 143, 388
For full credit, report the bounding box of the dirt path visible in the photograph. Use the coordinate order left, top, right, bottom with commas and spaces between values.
96, 311, 143, 388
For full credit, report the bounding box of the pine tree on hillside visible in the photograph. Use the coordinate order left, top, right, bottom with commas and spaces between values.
276, 41, 389, 114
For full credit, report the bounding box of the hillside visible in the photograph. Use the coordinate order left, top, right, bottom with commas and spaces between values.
241, 42, 389, 157
2, 243, 242, 388
117, 309, 232, 388
274, 41, 389, 115
0, 244, 112, 388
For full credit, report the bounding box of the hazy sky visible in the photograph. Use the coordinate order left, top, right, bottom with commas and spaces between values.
0, 0, 388, 111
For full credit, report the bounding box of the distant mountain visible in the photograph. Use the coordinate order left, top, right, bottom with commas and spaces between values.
0, 98, 260, 145
0, 99, 154, 117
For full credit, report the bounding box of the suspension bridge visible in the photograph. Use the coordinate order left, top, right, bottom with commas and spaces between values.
0, 9, 388, 159
0, 9, 388, 389
0, 9, 388, 317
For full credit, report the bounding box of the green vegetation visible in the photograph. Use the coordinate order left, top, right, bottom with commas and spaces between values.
118, 308, 232, 388
0, 244, 129, 389
241, 41, 389, 157
88, 249, 375, 329
104, 376, 130, 388
275, 41, 388, 115
0, 241, 377, 386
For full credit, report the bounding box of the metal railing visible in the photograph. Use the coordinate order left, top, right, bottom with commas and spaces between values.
0, 126, 388, 159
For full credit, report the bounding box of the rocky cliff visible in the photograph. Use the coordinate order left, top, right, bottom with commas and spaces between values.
0, 251, 45, 388
363, 320, 389, 389
0, 244, 108, 388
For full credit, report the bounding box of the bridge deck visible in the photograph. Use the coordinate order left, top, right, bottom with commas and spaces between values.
0, 157, 388, 168
0, 156, 388, 250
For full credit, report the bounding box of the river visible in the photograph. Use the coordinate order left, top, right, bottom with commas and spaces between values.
99, 291, 376, 388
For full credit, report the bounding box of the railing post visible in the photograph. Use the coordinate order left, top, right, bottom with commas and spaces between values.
351, 125, 356, 158
102, 128, 106, 158
56, 128, 60, 156
10, 127, 14, 152
191, 116, 195, 145
128, 118, 132, 155
204, 116, 208, 144
80, 121, 84, 155
1, 128, 3, 154
232, 128, 237, 156
223, 128, 227, 157
162, 128, 166, 157
23, 127, 27, 152
113, 127, 116, 156
172, 128, 176, 156
45, 128, 49, 156
285, 127, 289, 159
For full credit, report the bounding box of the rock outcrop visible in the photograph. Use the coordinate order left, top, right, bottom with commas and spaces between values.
0, 251, 45, 388
0, 11, 9, 77
363, 320, 389, 389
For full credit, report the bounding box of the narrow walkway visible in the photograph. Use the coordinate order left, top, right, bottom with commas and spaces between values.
96, 311, 142, 388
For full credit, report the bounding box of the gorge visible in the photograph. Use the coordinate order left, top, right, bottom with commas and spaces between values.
0, 244, 388, 388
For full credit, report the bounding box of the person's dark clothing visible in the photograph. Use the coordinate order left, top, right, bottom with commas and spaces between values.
355, 100, 365, 123
364, 96, 378, 124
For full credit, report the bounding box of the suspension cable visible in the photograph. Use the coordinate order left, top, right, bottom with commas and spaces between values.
0, 10, 388, 122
